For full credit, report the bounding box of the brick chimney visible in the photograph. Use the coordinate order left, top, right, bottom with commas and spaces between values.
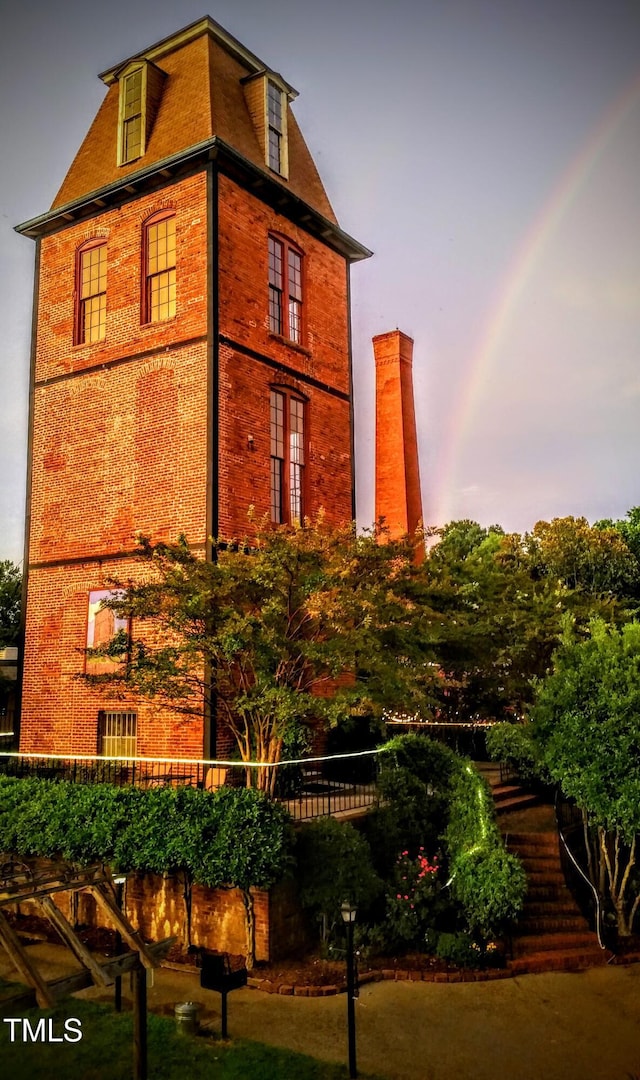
373, 330, 424, 560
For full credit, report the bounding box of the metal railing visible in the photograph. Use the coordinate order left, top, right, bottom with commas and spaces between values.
0, 749, 382, 823
554, 789, 609, 951
385, 719, 495, 760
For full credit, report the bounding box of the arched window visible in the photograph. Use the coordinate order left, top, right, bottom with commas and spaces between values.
75, 239, 107, 344
143, 211, 176, 323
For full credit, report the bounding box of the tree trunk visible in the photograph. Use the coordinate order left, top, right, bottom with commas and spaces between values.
241, 889, 256, 969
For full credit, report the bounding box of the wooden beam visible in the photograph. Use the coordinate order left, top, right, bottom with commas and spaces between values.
0, 865, 108, 907
0, 938, 174, 1015
87, 885, 157, 971
0, 909, 55, 1008
37, 896, 113, 987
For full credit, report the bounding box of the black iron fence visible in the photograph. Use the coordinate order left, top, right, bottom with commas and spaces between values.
385, 720, 495, 760
0, 750, 382, 823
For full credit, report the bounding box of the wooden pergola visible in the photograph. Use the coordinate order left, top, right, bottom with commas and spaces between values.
0, 856, 173, 1078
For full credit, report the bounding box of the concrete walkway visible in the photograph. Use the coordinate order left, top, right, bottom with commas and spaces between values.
2, 944, 640, 1079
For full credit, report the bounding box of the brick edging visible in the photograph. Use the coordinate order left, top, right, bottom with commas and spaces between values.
163, 951, 640, 997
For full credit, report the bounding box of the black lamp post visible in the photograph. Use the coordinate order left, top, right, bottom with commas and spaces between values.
113, 875, 127, 1012
341, 901, 357, 1079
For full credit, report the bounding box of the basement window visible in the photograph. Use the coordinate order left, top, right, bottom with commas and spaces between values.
98, 711, 137, 758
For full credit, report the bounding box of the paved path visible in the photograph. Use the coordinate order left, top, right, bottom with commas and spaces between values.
3, 945, 640, 1079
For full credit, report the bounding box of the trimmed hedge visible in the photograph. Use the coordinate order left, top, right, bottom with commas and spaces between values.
379, 734, 526, 939
0, 777, 293, 891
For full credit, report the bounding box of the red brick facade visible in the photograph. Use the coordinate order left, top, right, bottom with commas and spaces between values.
18, 17, 370, 758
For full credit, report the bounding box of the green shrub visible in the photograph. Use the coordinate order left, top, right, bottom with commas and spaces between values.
485, 722, 546, 784
0, 777, 293, 891
371, 735, 526, 943
295, 817, 383, 940
448, 847, 527, 939
381, 849, 446, 950
363, 735, 457, 876
431, 931, 504, 969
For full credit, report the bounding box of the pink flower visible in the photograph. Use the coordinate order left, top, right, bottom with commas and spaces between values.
396, 894, 402, 900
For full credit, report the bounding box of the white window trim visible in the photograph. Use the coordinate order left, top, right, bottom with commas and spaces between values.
117, 62, 148, 167
264, 77, 289, 180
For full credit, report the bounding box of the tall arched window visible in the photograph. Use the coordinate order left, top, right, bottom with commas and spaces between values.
75, 239, 107, 344
270, 387, 306, 523
143, 211, 176, 323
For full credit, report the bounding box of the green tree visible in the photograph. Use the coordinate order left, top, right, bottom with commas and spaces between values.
86, 519, 438, 790
532, 620, 640, 936
523, 516, 638, 601
0, 560, 21, 647
424, 518, 634, 722
425, 523, 568, 719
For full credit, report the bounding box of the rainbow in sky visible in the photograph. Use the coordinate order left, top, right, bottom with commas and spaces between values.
430, 67, 640, 530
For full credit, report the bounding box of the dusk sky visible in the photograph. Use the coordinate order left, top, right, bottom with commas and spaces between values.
1, 0, 639, 564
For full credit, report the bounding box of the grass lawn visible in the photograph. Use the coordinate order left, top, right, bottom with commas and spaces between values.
0, 997, 377, 1079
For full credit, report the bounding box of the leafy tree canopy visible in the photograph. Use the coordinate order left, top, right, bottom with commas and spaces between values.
531, 619, 640, 837
87, 518, 440, 787
0, 560, 21, 648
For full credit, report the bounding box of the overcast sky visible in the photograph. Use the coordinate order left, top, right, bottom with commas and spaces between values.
1, 0, 639, 564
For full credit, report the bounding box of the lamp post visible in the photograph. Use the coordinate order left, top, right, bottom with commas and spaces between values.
113, 875, 127, 1012
341, 901, 357, 1079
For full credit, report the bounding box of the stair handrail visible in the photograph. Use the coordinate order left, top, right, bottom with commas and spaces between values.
554, 788, 606, 952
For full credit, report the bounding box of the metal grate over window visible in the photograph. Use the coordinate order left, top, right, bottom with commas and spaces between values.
98, 711, 137, 758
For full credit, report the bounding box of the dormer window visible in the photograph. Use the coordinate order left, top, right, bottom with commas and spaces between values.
242, 71, 293, 180
267, 80, 285, 174
121, 68, 143, 163
116, 60, 165, 167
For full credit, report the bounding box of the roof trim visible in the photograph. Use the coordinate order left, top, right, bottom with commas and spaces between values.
14, 137, 372, 263
98, 15, 298, 98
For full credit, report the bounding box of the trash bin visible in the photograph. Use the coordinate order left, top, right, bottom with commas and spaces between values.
174, 1001, 200, 1036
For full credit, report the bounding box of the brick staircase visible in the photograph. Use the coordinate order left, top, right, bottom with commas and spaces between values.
502, 829, 607, 974
475, 762, 542, 815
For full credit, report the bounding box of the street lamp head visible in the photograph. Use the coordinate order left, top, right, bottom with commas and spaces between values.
341, 900, 357, 924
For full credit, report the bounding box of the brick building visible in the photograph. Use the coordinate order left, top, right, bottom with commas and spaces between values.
16, 16, 371, 760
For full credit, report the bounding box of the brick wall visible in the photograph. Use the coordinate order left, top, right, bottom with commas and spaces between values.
22, 138, 354, 760
42, 875, 310, 963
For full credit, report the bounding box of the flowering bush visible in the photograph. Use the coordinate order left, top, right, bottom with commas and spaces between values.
383, 849, 445, 948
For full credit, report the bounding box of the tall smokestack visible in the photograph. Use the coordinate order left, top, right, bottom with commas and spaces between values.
373, 330, 424, 559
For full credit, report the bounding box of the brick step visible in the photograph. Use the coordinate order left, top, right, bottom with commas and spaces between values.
517, 856, 566, 873
520, 900, 583, 917
524, 869, 567, 886
505, 831, 558, 846
495, 794, 542, 814
512, 931, 597, 957
516, 916, 590, 935
508, 947, 607, 976
506, 842, 560, 859
525, 886, 575, 904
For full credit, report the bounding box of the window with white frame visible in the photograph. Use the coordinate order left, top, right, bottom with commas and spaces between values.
268, 235, 302, 343
270, 388, 305, 523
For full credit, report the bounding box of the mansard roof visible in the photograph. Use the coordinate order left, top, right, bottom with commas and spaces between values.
50, 17, 336, 223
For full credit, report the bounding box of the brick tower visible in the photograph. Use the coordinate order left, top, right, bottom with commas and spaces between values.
16, 17, 370, 759
373, 330, 424, 557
